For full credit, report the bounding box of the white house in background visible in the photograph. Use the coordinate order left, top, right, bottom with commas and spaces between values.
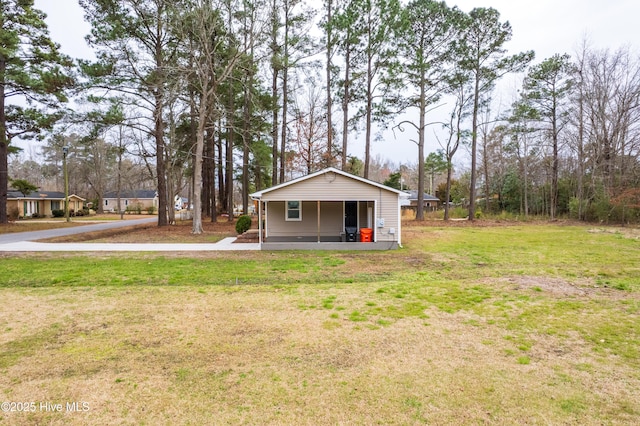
250, 167, 406, 250
174, 195, 189, 211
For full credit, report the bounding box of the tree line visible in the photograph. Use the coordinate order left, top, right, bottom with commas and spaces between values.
1, 0, 639, 228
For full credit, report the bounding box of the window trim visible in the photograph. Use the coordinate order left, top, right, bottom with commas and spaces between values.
285, 200, 302, 221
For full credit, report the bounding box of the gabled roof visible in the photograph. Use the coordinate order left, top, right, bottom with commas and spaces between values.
405, 190, 440, 201
103, 190, 158, 199
250, 167, 405, 199
7, 190, 85, 201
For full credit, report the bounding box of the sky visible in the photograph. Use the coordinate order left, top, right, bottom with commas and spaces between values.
27, 0, 640, 166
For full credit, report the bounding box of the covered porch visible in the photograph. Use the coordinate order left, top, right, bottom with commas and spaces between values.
250, 167, 403, 251
256, 200, 382, 246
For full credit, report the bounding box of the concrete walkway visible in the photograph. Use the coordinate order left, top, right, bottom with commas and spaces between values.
0, 218, 260, 252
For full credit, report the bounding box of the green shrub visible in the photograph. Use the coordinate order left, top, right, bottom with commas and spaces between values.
146, 206, 156, 214
586, 198, 615, 223
450, 206, 468, 219
235, 215, 252, 234
52, 209, 64, 218
568, 197, 581, 220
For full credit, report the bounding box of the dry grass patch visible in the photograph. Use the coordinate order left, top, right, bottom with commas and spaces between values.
500, 275, 592, 296
43, 219, 237, 244
2, 223, 639, 424
0, 222, 84, 234
1, 285, 639, 425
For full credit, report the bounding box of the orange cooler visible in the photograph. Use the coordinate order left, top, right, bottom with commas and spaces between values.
360, 228, 373, 242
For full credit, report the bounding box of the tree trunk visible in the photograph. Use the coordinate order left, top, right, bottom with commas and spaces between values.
482, 132, 490, 213
279, 4, 290, 184
469, 70, 480, 221
154, 91, 168, 226
364, 54, 373, 179
241, 12, 255, 215
204, 129, 215, 218
192, 89, 208, 235
523, 136, 529, 217
0, 57, 8, 223
242, 79, 251, 214
551, 100, 559, 220
217, 117, 225, 213
226, 91, 234, 221
325, 0, 333, 165
280, 74, 287, 183
444, 163, 453, 221
416, 80, 426, 221
577, 88, 585, 220
271, 66, 279, 185
341, 46, 351, 171
270, 0, 280, 185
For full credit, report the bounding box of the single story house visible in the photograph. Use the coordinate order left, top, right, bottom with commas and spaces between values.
7, 190, 85, 218
250, 167, 406, 250
401, 190, 441, 211
103, 190, 158, 213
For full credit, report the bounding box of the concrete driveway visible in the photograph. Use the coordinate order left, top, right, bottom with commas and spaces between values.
0, 218, 259, 251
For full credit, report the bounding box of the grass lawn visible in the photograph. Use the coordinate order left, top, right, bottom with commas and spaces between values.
0, 223, 639, 424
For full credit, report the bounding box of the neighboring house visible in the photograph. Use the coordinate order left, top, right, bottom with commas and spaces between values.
401, 190, 441, 211
7, 190, 85, 218
174, 195, 189, 211
103, 190, 158, 213
250, 167, 406, 250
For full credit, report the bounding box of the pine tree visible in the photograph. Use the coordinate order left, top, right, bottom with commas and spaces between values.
79, 0, 179, 226
0, 0, 74, 223
457, 7, 533, 220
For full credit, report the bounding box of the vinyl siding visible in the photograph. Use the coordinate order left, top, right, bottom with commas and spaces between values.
260, 173, 385, 202
261, 173, 400, 242
267, 201, 343, 237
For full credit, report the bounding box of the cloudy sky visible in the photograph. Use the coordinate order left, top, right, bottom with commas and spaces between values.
32, 0, 640, 165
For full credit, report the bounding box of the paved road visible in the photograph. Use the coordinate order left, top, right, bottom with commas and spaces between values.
0, 217, 158, 244
0, 218, 260, 251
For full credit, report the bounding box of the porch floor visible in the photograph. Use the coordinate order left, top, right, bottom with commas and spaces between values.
260, 240, 398, 251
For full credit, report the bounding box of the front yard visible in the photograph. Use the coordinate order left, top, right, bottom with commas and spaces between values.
0, 223, 639, 424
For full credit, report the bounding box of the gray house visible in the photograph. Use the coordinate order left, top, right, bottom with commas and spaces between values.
250, 167, 405, 250
402, 190, 441, 211
103, 190, 158, 213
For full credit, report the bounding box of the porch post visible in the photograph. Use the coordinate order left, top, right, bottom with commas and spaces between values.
258, 200, 263, 245
374, 199, 377, 243
317, 200, 321, 243
397, 196, 402, 247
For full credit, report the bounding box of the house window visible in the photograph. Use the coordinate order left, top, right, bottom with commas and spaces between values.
286, 201, 302, 221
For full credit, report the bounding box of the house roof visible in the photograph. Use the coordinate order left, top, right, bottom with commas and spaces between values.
7, 190, 85, 201
103, 190, 158, 199
405, 190, 440, 202
250, 167, 406, 199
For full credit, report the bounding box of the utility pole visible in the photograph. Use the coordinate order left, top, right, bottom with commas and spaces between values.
63, 146, 70, 222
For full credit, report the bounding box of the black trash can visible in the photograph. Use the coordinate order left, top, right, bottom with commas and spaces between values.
345, 226, 358, 242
